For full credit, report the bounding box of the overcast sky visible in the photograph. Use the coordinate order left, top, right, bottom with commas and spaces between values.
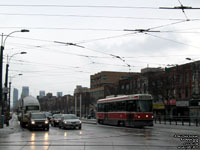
1, 0, 200, 101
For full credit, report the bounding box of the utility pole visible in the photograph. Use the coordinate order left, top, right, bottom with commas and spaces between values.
0, 34, 4, 128
80, 94, 82, 118
75, 95, 77, 116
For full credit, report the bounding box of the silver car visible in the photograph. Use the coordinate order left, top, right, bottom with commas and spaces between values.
59, 114, 82, 129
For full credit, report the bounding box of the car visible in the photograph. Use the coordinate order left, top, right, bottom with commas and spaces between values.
44, 112, 52, 121
51, 114, 62, 127
27, 112, 49, 131
59, 114, 82, 129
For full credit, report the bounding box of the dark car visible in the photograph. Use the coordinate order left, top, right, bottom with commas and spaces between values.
51, 114, 62, 127
44, 112, 52, 121
28, 112, 49, 131
59, 114, 82, 129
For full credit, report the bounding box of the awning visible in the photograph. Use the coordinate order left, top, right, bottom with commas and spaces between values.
164, 99, 176, 106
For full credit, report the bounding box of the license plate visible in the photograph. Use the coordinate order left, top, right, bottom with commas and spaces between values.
38, 124, 42, 127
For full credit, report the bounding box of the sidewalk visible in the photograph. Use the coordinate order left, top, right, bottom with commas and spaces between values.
81, 118, 97, 124
0, 114, 23, 136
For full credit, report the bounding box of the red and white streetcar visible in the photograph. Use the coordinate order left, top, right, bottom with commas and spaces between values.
96, 94, 153, 127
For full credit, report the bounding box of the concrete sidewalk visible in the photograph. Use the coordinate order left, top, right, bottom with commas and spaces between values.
0, 114, 23, 136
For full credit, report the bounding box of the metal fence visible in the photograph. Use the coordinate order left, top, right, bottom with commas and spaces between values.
154, 116, 200, 126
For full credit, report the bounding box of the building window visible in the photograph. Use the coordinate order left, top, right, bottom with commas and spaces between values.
192, 72, 196, 82
178, 88, 182, 99
126, 84, 129, 90
185, 72, 189, 83
185, 87, 189, 98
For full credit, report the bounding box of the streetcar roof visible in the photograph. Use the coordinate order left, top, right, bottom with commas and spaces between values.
97, 94, 152, 103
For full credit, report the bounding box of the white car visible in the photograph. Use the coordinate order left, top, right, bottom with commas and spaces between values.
59, 114, 82, 129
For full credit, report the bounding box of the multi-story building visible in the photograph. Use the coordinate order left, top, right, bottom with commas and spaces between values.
57, 92, 63, 97
13, 88, 18, 109
38, 93, 73, 114
90, 71, 137, 103
74, 85, 90, 118
39, 91, 45, 99
21, 86, 29, 98
118, 61, 200, 119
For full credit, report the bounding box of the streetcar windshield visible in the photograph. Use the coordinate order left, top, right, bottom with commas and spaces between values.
137, 100, 152, 112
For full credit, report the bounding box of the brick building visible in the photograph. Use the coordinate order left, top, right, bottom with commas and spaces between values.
38, 93, 74, 114
90, 71, 137, 103
118, 61, 200, 119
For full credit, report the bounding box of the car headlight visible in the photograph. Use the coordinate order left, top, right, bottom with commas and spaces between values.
31, 120, 35, 125
45, 120, 48, 124
64, 121, 68, 124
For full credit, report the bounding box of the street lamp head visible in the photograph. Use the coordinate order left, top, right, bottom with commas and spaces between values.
20, 52, 27, 54
20, 29, 30, 32
18, 74, 23, 76
186, 58, 191, 60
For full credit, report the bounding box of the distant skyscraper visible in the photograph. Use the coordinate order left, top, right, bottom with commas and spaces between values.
13, 88, 18, 108
39, 91, 45, 98
21, 86, 29, 98
57, 92, 63, 97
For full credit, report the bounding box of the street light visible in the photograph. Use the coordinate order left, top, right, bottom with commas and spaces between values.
4, 52, 27, 117
0, 29, 29, 128
8, 74, 23, 113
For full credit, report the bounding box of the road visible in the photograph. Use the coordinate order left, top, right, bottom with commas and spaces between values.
0, 115, 199, 150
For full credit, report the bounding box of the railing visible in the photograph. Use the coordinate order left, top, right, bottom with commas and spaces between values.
154, 116, 200, 127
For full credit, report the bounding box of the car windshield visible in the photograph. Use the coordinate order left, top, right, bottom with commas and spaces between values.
45, 112, 52, 117
64, 115, 78, 119
53, 114, 62, 119
31, 113, 46, 119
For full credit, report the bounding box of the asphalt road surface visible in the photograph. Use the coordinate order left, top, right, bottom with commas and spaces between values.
0, 115, 199, 150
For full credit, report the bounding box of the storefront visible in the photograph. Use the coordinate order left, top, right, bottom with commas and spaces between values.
153, 102, 165, 119
164, 99, 177, 118
176, 101, 189, 118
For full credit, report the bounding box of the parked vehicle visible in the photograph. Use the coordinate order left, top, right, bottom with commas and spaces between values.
28, 112, 49, 131
51, 114, 62, 127
59, 114, 82, 129
17, 96, 40, 127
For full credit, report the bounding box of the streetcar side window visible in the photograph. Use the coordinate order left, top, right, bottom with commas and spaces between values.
97, 103, 104, 112
104, 103, 110, 112
116, 101, 126, 111
126, 100, 137, 111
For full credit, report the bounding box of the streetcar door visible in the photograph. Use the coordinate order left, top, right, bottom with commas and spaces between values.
126, 100, 136, 123
104, 103, 109, 123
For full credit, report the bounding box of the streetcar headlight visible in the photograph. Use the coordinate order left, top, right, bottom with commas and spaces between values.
31, 120, 35, 125
45, 120, 48, 124
146, 115, 149, 118
137, 116, 141, 119
152, 115, 154, 119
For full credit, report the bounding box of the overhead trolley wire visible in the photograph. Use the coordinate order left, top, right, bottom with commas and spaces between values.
0, 13, 193, 21
145, 33, 200, 49
0, 4, 158, 9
